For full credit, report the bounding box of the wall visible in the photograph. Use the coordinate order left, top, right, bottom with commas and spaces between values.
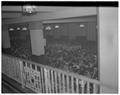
99, 7, 118, 93
2, 25, 10, 48
68, 22, 96, 41
44, 21, 97, 41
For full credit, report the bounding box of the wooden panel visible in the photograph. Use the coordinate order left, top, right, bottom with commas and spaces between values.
68, 23, 86, 40
86, 22, 97, 41
53, 23, 68, 37
44, 23, 68, 41
2, 29, 11, 48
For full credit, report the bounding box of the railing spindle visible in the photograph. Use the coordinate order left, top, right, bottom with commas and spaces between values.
71, 77, 74, 93
54, 71, 58, 93
14, 59, 17, 80
19, 60, 25, 88
62, 74, 65, 93
47, 69, 51, 93
51, 70, 54, 93
6, 56, 9, 75
44, 68, 48, 93
87, 82, 90, 93
66, 75, 69, 93
35, 65, 41, 92
76, 78, 79, 93
40, 67, 44, 93
58, 73, 61, 93
81, 80, 85, 93
37, 66, 42, 93
93, 84, 98, 93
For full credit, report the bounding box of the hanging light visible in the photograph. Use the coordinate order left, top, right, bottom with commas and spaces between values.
9, 28, 14, 31
45, 26, 51, 30
22, 27, 27, 30
22, 5, 38, 15
17, 27, 21, 30
80, 24, 85, 28
55, 25, 60, 29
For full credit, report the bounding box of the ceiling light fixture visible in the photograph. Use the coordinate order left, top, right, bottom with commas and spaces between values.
9, 28, 14, 31
46, 26, 51, 30
22, 27, 27, 30
22, 5, 38, 15
55, 25, 59, 29
17, 27, 20, 30
80, 24, 85, 28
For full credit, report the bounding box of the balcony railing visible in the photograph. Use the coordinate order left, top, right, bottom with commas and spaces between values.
2, 54, 100, 93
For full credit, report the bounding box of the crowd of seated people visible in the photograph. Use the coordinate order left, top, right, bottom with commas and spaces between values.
3, 40, 32, 60
3, 32, 98, 80
45, 43, 98, 80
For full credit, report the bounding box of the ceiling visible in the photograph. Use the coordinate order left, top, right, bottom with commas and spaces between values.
2, 6, 97, 25
2, 6, 71, 19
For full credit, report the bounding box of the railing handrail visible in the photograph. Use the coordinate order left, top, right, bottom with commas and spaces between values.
2, 53, 118, 91
3, 53, 99, 84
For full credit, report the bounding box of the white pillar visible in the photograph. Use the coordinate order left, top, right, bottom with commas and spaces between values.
29, 22, 46, 56
98, 7, 118, 93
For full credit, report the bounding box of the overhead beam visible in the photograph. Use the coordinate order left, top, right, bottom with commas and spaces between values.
42, 15, 97, 23
2, 6, 71, 12
2, 13, 22, 18
2, 6, 22, 12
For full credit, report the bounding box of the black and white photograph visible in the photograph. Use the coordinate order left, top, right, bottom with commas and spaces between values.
1, 1, 118, 94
